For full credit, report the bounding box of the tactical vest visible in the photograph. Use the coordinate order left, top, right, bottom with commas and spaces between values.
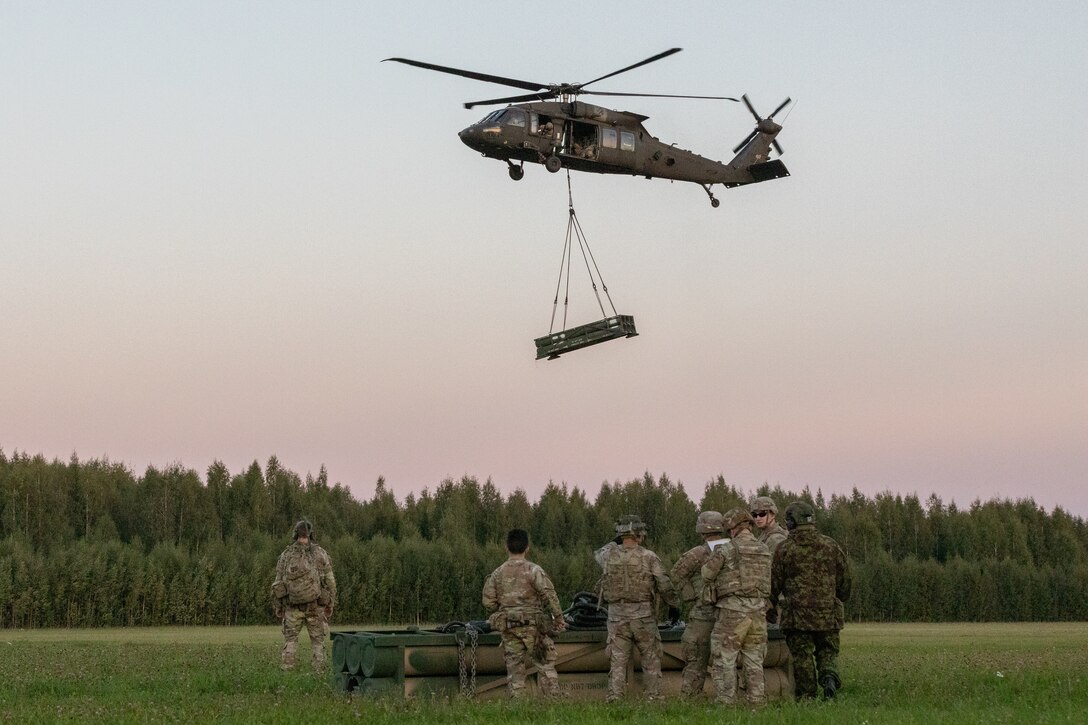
601, 548, 654, 603
283, 546, 322, 605
713, 537, 771, 599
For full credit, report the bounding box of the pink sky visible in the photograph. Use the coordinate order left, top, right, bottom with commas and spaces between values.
3, 3, 1086, 516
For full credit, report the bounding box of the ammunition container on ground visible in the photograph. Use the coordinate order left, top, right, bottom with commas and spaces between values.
330, 624, 793, 700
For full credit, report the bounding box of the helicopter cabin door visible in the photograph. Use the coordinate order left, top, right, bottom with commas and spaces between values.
562, 120, 600, 162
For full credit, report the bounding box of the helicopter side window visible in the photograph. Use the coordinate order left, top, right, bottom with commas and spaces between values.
620, 131, 635, 151
601, 128, 617, 149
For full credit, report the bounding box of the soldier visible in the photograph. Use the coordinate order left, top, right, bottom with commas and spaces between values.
599, 515, 679, 702
669, 510, 727, 698
482, 528, 566, 698
751, 496, 788, 557
701, 508, 772, 706
771, 501, 852, 700
271, 520, 336, 672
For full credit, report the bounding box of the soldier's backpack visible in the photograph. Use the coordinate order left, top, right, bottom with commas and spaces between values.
283, 547, 322, 605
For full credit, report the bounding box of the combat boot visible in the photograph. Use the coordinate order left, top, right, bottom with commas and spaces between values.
820, 674, 839, 699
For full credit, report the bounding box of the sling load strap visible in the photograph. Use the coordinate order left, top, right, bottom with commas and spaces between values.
548, 171, 619, 335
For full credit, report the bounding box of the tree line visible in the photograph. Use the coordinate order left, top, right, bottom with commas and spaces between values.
2, 448, 1086, 628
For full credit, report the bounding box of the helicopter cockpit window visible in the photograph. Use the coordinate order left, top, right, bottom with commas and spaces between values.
479, 110, 504, 125
601, 128, 618, 149
620, 131, 635, 151
498, 109, 527, 127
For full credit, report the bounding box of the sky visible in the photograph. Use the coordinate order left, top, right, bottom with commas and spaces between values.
2, 1, 1086, 516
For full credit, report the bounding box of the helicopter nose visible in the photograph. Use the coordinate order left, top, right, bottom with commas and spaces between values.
459, 126, 478, 148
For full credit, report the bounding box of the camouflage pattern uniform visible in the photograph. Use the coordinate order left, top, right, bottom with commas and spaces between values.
669, 511, 724, 697
771, 501, 852, 700
482, 558, 564, 698
600, 521, 678, 702
272, 523, 336, 672
702, 510, 771, 706
758, 522, 789, 557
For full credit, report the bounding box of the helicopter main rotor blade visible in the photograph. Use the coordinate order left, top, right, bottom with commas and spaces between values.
464, 91, 559, 109
382, 57, 545, 93
577, 48, 682, 90
588, 91, 740, 101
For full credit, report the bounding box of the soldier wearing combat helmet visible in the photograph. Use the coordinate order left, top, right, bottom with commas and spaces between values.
271, 520, 337, 672
701, 508, 772, 705
771, 501, 852, 700
599, 515, 678, 702
750, 496, 788, 557
669, 510, 727, 697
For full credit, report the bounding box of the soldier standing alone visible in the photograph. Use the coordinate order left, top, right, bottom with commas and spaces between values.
599, 515, 679, 702
701, 508, 772, 706
482, 528, 566, 698
271, 520, 336, 672
771, 501, 852, 699
669, 510, 727, 698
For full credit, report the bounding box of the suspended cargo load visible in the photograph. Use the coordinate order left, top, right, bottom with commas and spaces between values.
535, 315, 638, 360
330, 623, 792, 700
537, 175, 637, 361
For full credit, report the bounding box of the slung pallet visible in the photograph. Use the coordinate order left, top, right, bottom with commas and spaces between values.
535, 315, 638, 360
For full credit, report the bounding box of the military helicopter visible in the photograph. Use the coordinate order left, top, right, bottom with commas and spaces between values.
384, 48, 791, 207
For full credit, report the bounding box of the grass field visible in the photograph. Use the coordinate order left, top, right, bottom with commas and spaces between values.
1, 623, 1085, 723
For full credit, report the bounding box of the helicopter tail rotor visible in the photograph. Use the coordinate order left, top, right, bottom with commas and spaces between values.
732, 94, 791, 155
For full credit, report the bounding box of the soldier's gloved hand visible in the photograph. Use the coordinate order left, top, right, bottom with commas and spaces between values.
324, 605, 334, 620
554, 615, 567, 632
667, 606, 681, 624
766, 607, 778, 624
275, 609, 284, 621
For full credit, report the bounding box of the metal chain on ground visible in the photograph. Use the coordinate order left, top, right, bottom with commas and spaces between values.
454, 626, 479, 699
467, 625, 478, 697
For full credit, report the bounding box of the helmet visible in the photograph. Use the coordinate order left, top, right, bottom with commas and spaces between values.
784, 501, 816, 530
614, 514, 647, 536
695, 510, 725, 535
750, 496, 778, 515
724, 507, 755, 531
293, 519, 314, 541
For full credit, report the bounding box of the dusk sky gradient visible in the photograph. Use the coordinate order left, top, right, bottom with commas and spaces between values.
3, 2, 1086, 515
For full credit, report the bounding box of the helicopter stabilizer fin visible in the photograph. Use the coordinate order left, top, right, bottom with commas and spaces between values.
749, 159, 790, 182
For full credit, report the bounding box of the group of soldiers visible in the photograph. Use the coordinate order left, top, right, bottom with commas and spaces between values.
483, 497, 851, 705
269, 497, 851, 706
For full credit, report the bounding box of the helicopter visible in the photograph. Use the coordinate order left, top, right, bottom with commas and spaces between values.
384, 48, 791, 208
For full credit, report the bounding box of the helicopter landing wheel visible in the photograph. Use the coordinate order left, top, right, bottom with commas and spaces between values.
508, 162, 525, 181
711, 197, 720, 208
702, 184, 720, 208
544, 155, 562, 173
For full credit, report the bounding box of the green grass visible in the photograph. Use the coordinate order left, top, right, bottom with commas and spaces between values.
1, 623, 1085, 723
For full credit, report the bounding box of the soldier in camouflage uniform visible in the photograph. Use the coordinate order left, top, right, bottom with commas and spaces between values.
271, 520, 336, 672
669, 510, 726, 698
599, 515, 679, 702
751, 496, 788, 557
482, 528, 566, 698
771, 501, 852, 700
701, 508, 772, 706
